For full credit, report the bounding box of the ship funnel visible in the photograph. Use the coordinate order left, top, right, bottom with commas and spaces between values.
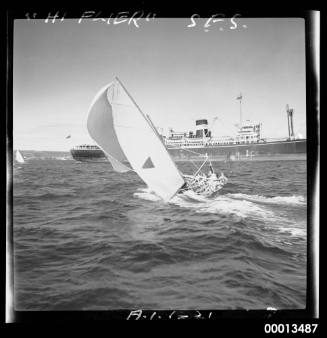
195, 119, 209, 138
286, 105, 295, 140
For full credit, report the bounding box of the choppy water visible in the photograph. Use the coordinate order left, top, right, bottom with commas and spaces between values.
13, 152, 307, 310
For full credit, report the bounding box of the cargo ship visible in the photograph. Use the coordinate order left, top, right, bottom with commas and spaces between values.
70, 104, 306, 162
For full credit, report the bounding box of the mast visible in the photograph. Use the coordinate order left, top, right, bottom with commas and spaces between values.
286, 104, 295, 140
115, 77, 184, 179
237, 93, 243, 128
239, 94, 242, 128
146, 114, 165, 145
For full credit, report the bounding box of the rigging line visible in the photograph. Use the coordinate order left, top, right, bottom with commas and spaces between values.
114, 77, 184, 181
111, 102, 135, 108
215, 116, 238, 135
192, 155, 209, 177
182, 148, 206, 156
170, 148, 201, 171
114, 124, 146, 129
211, 116, 234, 136
166, 146, 201, 172
189, 158, 200, 170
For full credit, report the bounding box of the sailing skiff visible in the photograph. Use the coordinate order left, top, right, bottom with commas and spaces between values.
87, 77, 227, 200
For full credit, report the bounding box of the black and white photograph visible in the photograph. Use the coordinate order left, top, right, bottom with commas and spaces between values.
7, 10, 319, 323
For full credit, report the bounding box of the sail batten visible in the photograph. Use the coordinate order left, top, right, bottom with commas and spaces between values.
87, 77, 185, 200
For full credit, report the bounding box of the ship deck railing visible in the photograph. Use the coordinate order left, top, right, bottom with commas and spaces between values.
165, 137, 305, 148
72, 145, 101, 150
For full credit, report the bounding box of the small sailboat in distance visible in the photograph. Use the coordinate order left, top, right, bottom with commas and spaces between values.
15, 150, 25, 164
87, 77, 227, 201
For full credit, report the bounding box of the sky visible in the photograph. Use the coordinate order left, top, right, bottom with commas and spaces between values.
13, 16, 306, 151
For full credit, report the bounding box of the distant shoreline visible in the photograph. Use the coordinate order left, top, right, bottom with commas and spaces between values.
15, 150, 306, 163
13, 150, 71, 153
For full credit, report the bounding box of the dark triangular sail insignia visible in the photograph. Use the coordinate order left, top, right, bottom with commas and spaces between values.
142, 156, 155, 169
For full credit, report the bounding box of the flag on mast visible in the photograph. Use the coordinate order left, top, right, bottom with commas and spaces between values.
236, 93, 242, 100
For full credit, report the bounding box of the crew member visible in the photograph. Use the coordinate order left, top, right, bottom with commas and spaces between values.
208, 163, 215, 177
218, 172, 228, 184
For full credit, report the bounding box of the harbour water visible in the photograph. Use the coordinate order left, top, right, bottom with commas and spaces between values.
13, 152, 307, 310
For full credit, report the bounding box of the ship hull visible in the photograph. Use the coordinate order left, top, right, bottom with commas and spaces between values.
70, 140, 306, 162
167, 140, 307, 160
70, 149, 106, 162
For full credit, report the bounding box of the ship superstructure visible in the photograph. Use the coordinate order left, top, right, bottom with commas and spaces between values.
164, 118, 263, 149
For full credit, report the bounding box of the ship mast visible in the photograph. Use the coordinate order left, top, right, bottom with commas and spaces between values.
286, 104, 295, 140
237, 93, 243, 128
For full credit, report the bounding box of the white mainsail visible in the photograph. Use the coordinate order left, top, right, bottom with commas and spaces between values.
87, 83, 131, 173
87, 77, 185, 200
15, 150, 25, 163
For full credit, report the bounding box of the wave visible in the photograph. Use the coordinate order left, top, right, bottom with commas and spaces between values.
225, 193, 306, 206
134, 190, 162, 202
134, 188, 306, 227
14, 187, 76, 199
277, 227, 306, 238
134, 188, 274, 219
55, 157, 72, 161
27, 156, 72, 161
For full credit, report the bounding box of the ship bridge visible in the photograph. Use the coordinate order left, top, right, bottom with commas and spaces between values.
235, 120, 261, 144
